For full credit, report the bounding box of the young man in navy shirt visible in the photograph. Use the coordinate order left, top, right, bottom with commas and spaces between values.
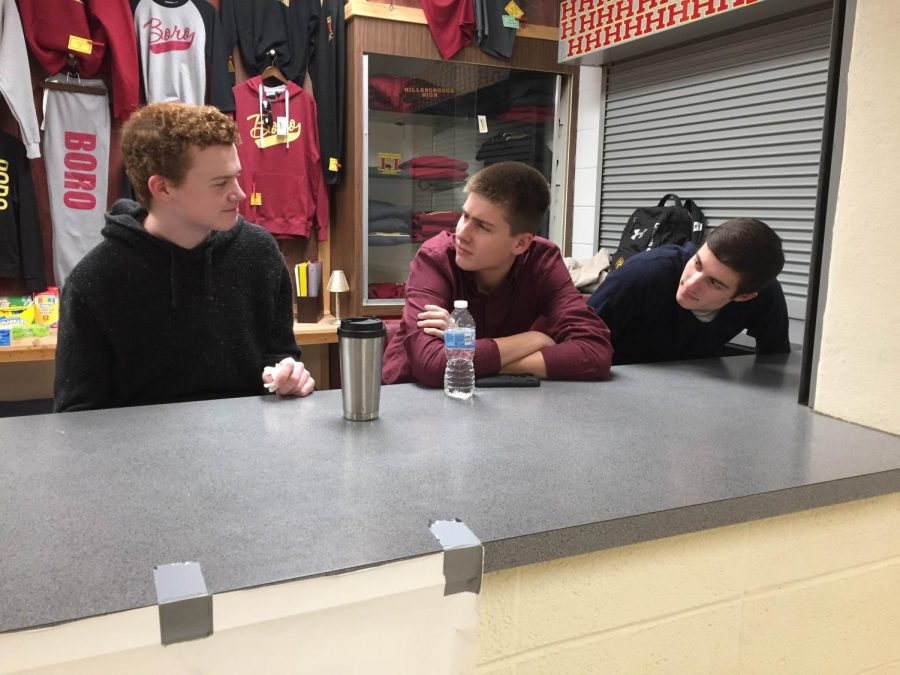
588, 218, 790, 365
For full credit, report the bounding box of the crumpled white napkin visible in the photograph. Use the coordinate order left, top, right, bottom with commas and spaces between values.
262, 364, 282, 393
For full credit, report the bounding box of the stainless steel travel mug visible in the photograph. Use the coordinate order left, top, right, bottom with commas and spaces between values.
337, 317, 386, 421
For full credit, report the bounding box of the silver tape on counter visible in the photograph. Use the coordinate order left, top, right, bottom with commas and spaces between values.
429, 519, 484, 596
153, 561, 213, 645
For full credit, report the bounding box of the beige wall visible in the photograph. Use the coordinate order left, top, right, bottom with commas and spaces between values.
813, 0, 900, 435
477, 492, 900, 674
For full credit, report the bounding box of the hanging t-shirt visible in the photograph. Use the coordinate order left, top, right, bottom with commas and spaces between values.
308, 0, 345, 185
474, 0, 516, 59
220, 0, 320, 85
0, 131, 45, 292
131, 0, 234, 112
232, 76, 329, 241
419, 0, 475, 60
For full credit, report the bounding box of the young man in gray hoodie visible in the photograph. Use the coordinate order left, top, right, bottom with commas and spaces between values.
54, 102, 314, 412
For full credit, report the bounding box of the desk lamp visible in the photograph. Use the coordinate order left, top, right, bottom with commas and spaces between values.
327, 270, 350, 325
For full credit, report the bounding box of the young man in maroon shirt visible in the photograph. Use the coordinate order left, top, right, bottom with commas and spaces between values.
382, 161, 613, 387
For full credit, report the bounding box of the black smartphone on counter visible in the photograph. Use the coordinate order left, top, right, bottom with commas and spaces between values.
475, 373, 541, 388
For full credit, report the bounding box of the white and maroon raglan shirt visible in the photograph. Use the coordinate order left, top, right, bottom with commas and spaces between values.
232, 76, 328, 242
131, 0, 234, 111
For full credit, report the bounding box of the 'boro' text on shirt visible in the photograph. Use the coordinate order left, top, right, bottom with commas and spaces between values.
63, 132, 98, 211
144, 18, 196, 53
0, 159, 9, 211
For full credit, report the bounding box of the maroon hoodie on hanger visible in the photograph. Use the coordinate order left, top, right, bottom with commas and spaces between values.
232, 75, 329, 241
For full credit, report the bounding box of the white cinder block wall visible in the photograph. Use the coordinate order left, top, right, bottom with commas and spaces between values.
476, 492, 900, 674
570, 66, 604, 261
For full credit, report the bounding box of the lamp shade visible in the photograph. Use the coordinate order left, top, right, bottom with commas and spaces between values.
327, 270, 349, 293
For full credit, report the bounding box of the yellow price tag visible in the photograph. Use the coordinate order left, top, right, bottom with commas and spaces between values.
328, 157, 340, 172
250, 192, 262, 206
67, 35, 93, 55
504, 1, 524, 18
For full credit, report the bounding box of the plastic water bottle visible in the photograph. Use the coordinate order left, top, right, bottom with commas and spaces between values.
444, 300, 475, 399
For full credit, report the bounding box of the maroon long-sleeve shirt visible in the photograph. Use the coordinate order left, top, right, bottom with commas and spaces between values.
18, 0, 139, 120
382, 232, 613, 387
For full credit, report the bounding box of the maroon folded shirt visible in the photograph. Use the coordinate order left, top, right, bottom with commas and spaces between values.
497, 106, 555, 123
368, 282, 406, 299
399, 155, 469, 171
18, 0, 139, 120
412, 211, 461, 226
403, 167, 468, 181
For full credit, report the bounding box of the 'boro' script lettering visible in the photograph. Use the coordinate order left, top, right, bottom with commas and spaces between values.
144, 18, 196, 53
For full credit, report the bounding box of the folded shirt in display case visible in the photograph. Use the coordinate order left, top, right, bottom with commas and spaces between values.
368, 282, 406, 299
497, 105, 554, 123
369, 199, 413, 223
399, 155, 469, 181
369, 217, 410, 235
368, 76, 456, 113
403, 167, 468, 181
368, 200, 412, 246
399, 155, 468, 171
411, 211, 460, 243
476, 131, 551, 179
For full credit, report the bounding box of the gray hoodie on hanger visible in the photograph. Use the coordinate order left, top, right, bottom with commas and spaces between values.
0, 0, 41, 157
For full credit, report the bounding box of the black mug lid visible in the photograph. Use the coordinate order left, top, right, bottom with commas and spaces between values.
338, 316, 386, 338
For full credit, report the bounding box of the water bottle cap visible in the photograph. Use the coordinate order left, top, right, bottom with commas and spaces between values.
453, 300, 468, 309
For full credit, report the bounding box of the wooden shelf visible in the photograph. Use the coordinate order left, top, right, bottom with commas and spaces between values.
0, 333, 57, 363
293, 316, 339, 345
0, 318, 339, 365
344, 0, 560, 41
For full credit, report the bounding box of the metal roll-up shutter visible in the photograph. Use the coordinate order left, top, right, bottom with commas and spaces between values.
599, 6, 833, 344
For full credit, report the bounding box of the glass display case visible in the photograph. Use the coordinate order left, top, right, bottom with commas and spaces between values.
362, 53, 562, 307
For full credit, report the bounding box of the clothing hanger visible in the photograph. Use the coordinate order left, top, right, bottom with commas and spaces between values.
260, 49, 288, 87
39, 55, 106, 96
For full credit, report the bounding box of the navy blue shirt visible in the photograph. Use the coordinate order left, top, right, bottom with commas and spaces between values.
588, 244, 790, 365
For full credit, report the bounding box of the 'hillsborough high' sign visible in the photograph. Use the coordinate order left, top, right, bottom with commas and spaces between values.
559, 0, 763, 62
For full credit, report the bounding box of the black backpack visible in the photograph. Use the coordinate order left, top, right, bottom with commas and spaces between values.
609, 194, 707, 271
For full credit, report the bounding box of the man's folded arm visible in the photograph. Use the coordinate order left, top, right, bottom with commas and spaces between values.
538, 257, 613, 380
749, 282, 791, 354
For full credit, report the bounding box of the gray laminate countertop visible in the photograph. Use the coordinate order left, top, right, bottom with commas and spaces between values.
2, 353, 899, 633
